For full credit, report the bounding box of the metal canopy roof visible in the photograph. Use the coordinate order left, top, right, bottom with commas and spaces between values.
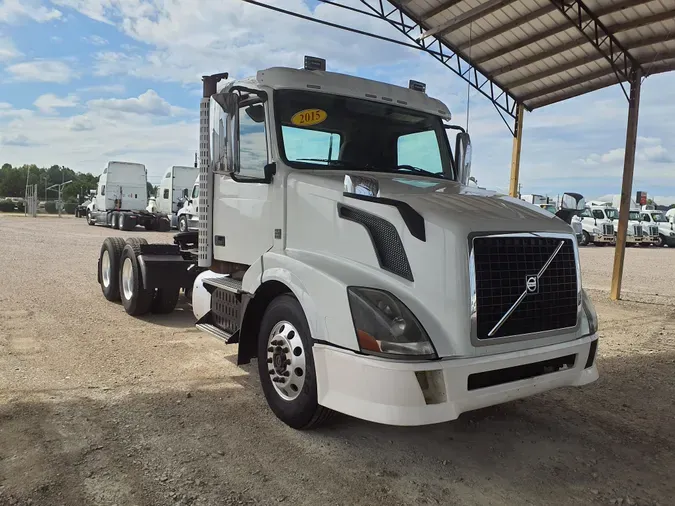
397, 0, 675, 110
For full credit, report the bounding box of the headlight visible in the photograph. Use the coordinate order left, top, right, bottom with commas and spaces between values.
581, 288, 598, 336
592, 227, 601, 234
670, 232, 675, 237
347, 287, 437, 359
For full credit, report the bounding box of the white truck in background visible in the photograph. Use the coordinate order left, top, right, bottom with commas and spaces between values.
175, 175, 200, 232
640, 207, 675, 247
95, 57, 599, 430
578, 202, 617, 246
147, 164, 199, 230
86, 161, 170, 231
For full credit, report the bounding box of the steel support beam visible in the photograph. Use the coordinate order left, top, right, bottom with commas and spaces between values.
610, 67, 642, 301
509, 104, 525, 198
421, 0, 516, 39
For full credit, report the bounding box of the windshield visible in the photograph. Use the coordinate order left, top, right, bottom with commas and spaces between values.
605, 208, 619, 220
650, 213, 667, 222
541, 204, 556, 214
275, 90, 455, 180
628, 211, 641, 221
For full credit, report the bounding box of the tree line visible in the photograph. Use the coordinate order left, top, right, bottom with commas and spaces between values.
0, 163, 155, 203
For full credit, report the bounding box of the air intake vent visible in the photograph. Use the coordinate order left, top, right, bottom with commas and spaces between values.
338, 204, 413, 281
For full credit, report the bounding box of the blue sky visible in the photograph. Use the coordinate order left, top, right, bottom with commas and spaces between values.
1, 0, 674, 204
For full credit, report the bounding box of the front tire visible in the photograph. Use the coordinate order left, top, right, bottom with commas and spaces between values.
119, 243, 153, 316
655, 235, 665, 247
580, 231, 590, 246
98, 237, 126, 301
257, 294, 334, 430
178, 215, 189, 232
87, 211, 95, 226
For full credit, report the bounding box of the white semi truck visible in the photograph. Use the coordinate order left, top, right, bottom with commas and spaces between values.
640, 207, 675, 247
95, 58, 599, 429
87, 161, 171, 231
578, 203, 617, 246
147, 165, 199, 229
174, 175, 200, 232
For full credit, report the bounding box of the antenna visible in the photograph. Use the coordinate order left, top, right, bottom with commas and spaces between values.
465, 21, 473, 133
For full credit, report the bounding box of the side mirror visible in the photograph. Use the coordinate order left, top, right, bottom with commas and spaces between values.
454, 132, 472, 185
188, 199, 193, 205
556, 192, 585, 224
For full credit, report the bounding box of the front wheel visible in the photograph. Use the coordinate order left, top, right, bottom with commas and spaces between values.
580, 231, 590, 246
655, 235, 665, 247
178, 215, 189, 232
87, 211, 95, 226
257, 294, 334, 430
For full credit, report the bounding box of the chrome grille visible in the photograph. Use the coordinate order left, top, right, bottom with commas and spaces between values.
650, 226, 659, 236
634, 225, 643, 237
472, 235, 578, 340
602, 223, 614, 235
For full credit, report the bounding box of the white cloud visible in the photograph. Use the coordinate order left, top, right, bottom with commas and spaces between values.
87, 89, 187, 116
1, 133, 40, 146
83, 34, 108, 46
6, 60, 76, 83
33, 93, 78, 114
0, 0, 62, 23
78, 83, 126, 94
0, 36, 21, 62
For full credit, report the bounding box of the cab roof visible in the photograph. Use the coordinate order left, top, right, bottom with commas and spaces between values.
228, 67, 452, 121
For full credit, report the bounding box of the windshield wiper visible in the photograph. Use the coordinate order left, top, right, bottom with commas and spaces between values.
395, 165, 446, 179
296, 159, 383, 172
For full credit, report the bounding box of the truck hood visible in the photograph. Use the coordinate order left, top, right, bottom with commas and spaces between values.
291, 170, 572, 235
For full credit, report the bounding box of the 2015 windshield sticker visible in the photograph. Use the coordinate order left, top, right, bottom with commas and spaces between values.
291, 109, 327, 127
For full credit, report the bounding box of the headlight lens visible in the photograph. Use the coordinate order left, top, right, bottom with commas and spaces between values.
347, 287, 437, 359
592, 227, 601, 234
581, 288, 598, 336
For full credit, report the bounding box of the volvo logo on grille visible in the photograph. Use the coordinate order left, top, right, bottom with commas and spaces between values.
525, 275, 539, 294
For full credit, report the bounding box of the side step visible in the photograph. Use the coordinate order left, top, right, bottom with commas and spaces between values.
202, 276, 243, 293
196, 323, 236, 344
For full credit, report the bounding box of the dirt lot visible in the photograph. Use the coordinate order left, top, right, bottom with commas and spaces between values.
0, 215, 673, 506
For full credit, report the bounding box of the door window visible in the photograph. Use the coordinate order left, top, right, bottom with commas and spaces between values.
101, 185, 105, 196
163, 189, 169, 199
191, 185, 199, 199
592, 210, 604, 219
238, 103, 268, 177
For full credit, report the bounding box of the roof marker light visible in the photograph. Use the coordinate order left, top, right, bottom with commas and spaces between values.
409, 80, 426, 92
304, 56, 326, 71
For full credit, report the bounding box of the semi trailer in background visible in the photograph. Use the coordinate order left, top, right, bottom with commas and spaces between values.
86, 161, 170, 231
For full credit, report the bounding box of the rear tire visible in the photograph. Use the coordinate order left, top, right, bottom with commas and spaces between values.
119, 243, 153, 316
257, 294, 335, 430
151, 288, 180, 314
98, 237, 126, 301
125, 237, 148, 248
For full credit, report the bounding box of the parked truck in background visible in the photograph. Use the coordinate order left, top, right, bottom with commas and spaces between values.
578, 203, 617, 246
175, 175, 200, 232
147, 165, 199, 230
95, 57, 599, 430
86, 161, 170, 231
640, 207, 675, 247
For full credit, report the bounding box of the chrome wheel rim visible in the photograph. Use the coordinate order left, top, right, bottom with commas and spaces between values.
179, 218, 186, 232
121, 257, 134, 301
101, 250, 111, 288
267, 321, 306, 401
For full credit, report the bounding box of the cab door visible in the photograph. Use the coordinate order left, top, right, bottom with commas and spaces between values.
211, 91, 276, 265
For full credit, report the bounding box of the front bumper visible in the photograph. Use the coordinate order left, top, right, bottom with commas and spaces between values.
625, 235, 643, 243
313, 335, 599, 426
592, 234, 615, 243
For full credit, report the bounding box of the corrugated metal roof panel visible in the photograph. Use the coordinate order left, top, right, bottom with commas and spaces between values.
394, 0, 675, 109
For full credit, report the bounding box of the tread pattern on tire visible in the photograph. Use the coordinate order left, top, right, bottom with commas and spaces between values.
100, 237, 126, 301
120, 243, 153, 316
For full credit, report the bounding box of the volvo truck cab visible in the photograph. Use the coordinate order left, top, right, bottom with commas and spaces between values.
96, 58, 598, 430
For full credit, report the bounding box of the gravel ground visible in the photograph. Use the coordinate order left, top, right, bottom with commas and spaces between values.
0, 215, 673, 506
